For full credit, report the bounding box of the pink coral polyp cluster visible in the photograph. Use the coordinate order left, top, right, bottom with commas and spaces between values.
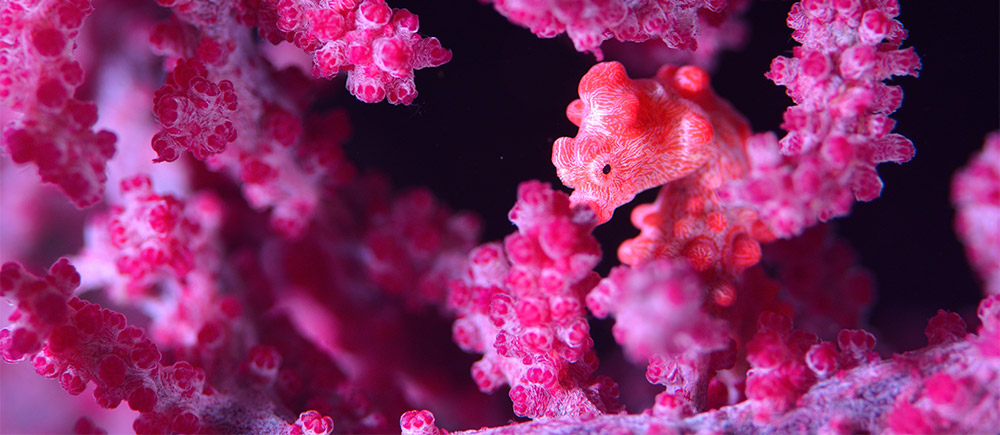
447, 181, 620, 419
719, 0, 921, 238
108, 176, 200, 282
151, 59, 239, 162
589, 259, 729, 363
72, 174, 223, 306
0, 259, 205, 433
0, 0, 116, 207
485, 0, 727, 59
240, 0, 452, 105
589, 259, 732, 417
1, 258, 340, 434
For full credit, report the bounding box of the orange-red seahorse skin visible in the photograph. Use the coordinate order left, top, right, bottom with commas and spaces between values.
553, 61, 751, 224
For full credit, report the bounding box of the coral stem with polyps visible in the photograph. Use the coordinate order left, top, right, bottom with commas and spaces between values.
1, 0, 996, 434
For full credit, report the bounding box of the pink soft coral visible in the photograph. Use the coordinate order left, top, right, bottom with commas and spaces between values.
719, 0, 921, 238
589, 259, 732, 417
484, 0, 728, 59
238, 0, 452, 105
148, 0, 356, 237
0, 0, 117, 207
952, 132, 1000, 295
446, 181, 621, 419
1, 0, 995, 434
405, 296, 999, 434
2, 259, 346, 434
71, 175, 227, 351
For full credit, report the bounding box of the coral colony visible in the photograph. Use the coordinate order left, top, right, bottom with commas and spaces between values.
0, 0, 998, 434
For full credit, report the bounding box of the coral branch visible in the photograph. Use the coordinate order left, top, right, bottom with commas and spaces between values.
601, 0, 750, 75
2, 0, 992, 434
149, 1, 356, 237
0, 0, 116, 207
0, 259, 333, 434
445, 181, 620, 419
588, 260, 731, 416
761, 224, 874, 339
243, 173, 487, 430
416, 296, 1000, 434
719, 0, 921, 238
71, 175, 227, 351
151, 58, 238, 163
237, 0, 451, 105
484, 0, 729, 59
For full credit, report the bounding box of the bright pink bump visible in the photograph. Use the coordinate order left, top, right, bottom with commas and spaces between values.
745, 312, 826, 421
294, 410, 334, 435
400, 409, 443, 435
836, 328, 877, 369
152, 58, 238, 162
127, 385, 158, 413
804, 342, 839, 379
96, 354, 127, 387
925, 310, 968, 346
170, 409, 201, 435
247, 345, 282, 384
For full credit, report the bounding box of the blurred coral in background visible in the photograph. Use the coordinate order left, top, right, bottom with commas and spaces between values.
1, 0, 997, 434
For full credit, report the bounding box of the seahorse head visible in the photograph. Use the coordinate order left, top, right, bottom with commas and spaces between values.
552, 62, 716, 223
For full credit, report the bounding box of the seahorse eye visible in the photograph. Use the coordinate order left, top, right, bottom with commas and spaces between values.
602, 164, 612, 175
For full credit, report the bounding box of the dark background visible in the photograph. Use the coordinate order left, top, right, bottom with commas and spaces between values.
335, 1, 999, 351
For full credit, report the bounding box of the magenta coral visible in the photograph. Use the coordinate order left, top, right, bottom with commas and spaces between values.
600, 0, 750, 76
719, 0, 921, 238
71, 174, 226, 350
0, 0, 116, 207
151, 58, 239, 163
0, 0, 997, 434
484, 0, 727, 59
588, 259, 732, 416
0, 259, 338, 434
74, 175, 222, 292
238, 0, 452, 105
952, 132, 1000, 295
408, 296, 1000, 434
760, 224, 874, 339
446, 181, 621, 419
